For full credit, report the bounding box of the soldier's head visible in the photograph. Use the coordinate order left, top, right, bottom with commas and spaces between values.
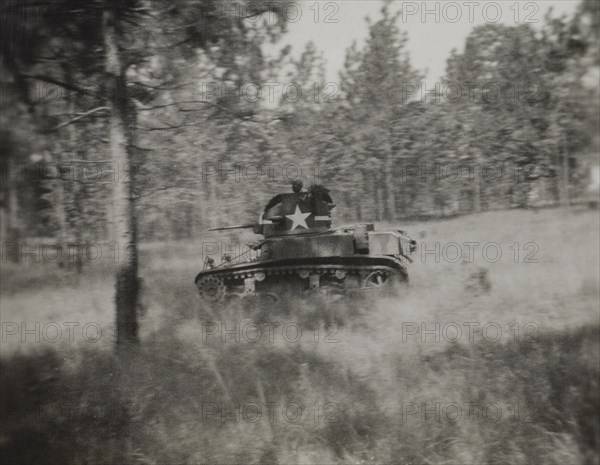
291, 180, 303, 193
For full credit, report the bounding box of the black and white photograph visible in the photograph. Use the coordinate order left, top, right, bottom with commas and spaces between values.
1, 1, 599, 464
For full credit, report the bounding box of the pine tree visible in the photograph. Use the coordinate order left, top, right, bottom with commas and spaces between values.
0, 0, 288, 347
338, 1, 423, 220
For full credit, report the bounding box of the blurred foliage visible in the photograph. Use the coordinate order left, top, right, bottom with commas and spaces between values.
1, 324, 597, 464
1, 0, 597, 242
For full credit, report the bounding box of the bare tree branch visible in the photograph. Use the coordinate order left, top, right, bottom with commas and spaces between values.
19, 73, 98, 97
129, 144, 154, 152
134, 81, 197, 91
51, 107, 110, 130
137, 99, 218, 111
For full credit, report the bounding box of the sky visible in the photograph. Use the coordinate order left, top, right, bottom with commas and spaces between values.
268, 0, 581, 84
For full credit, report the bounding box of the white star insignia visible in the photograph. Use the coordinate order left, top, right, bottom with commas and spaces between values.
286, 205, 311, 230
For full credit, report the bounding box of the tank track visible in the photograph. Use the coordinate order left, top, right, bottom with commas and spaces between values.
195, 258, 409, 303
211, 263, 397, 280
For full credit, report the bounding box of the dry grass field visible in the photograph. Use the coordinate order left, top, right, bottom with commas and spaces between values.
1, 207, 598, 465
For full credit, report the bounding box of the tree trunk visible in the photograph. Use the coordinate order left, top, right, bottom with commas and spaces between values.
473, 170, 481, 213
397, 172, 406, 219
560, 145, 570, 208
65, 86, 84, 272
103, 7, 139, 347
7, 177, 20, 263
472, 153, 482, 213
384, 152, 396, 222
0, 205, 6, 242
204, 168, 218, 230
374, 173, 383, 221
53, 164, 68, 268
8, 178, 19, 232
360, 169, 369, 221
377, 176, 385, 221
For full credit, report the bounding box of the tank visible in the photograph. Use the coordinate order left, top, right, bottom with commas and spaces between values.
194, 185, 417, 304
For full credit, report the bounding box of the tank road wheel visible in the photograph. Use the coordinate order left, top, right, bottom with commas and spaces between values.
363, 271, 390, 289
196, 276, 226, 302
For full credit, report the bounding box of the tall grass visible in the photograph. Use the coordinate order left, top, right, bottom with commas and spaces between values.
1, 325, 597, 464
1, 208, 598, 464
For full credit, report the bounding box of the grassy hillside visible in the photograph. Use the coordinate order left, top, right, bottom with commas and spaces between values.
1, 207, 598, 464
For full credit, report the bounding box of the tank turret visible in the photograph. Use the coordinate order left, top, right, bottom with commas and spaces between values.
258, 185, 334, 237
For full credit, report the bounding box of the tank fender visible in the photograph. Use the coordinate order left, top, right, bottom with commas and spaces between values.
367, 231, 401, 255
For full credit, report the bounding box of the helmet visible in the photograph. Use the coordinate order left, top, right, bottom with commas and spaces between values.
291, 180, 303, 193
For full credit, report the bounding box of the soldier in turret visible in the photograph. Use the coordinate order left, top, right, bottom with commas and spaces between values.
264, 180, 307, 212
308, 183, 334, 207
292, 180, 311, 204
291, 180, 303, 194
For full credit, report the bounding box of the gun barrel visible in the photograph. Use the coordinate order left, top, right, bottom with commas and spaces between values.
208, 224, 257, 231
